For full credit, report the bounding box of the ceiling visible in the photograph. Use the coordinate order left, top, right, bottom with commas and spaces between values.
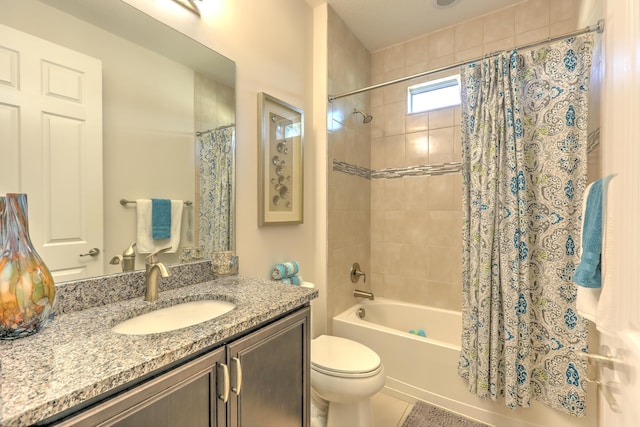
305, 0, 526, 51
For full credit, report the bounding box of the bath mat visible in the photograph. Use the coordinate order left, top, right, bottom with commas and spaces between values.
401, 401, 489, 427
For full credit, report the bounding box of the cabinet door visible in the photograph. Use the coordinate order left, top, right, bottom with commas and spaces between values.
56, 347, 227, 427
227, 307, 310, 427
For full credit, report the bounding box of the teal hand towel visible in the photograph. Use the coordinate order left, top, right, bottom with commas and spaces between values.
574, 176, 613, 288
152, 198, 171, 240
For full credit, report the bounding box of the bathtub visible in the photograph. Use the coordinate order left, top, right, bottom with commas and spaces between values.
333, 298, 596, 427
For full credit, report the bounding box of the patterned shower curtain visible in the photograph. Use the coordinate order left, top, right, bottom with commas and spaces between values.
199, 126, 235, 255
458, 35, 593, 416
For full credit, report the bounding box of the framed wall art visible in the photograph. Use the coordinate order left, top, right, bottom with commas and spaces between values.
258, 93, 304, 226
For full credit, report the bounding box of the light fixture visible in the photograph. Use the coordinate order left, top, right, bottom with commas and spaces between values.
432, 0, 459, 8
172, 0, 203, 16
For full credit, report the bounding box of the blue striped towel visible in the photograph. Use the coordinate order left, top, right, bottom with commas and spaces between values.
281, 275, 304, 285
271, 261, 300, 280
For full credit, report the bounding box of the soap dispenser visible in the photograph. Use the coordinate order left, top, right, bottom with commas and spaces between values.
110, 242, 137, 272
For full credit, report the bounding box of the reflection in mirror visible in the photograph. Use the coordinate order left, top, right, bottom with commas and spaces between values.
0, 0, 235, 281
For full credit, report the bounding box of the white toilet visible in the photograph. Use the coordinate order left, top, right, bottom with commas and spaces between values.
310, 335, 385, 427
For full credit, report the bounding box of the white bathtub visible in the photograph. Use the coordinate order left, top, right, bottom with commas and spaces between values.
333, 298, 596, 427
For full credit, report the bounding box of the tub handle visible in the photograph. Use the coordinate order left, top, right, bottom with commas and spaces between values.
350, 262, 366, 283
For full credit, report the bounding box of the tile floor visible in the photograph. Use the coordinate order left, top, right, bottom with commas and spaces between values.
371, 391, 415, 427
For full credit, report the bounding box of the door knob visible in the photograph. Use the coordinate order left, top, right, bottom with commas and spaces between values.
79, 248, 100, 257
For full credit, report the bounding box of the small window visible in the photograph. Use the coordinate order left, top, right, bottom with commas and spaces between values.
408, 75, 461, 114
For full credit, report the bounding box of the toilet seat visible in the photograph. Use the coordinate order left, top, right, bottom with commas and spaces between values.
311, 335, 382, 379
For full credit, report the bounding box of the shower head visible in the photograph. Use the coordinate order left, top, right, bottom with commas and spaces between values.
352, 108, 373, 124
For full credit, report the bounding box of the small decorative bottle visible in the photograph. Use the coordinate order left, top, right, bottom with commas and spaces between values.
0, 193, 56, 339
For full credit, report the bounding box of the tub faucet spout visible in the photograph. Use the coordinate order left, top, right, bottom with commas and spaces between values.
353, 289, 374, 300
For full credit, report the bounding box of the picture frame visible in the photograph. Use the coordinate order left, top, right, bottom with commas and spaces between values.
258, 93, 304, 226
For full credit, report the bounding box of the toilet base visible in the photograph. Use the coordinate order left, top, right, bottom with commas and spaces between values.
326, 400, 373, 427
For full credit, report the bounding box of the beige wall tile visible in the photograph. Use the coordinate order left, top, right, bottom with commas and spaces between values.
404, 176, 430, 212
384, 102, 407, 136
371, 136, 385, 170
429, 53, 456, 70
484, 36, 516, 55
427, 245, 462, 283
371, 50, 384, 77
428, 127, 455, 164
383, 134, 406, 168
516, 26, 550, 46
550, 0, 576, 23
405, 61, 430, 77
383, 69, 408, 104
427, 281, 462, 311
454, 125, 462, 162
406, 112, 429, 134
483, 8, 515, 43
429, 107, 455, 129
429, 28, 455, 58
405, 130, 429, 166
427, 175, 457, 211
384, 43, 405, 73
455, 45, 483, 63
550, 19, 576, 37
371, 87, 384, 107
455, 18, 483, 51
405, 34, 430, 67
383, 210, 409, 243
384, 178, 406, 210
515, 0, 550, 34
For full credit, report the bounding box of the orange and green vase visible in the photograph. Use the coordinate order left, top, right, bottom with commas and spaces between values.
0, 193, 55, 339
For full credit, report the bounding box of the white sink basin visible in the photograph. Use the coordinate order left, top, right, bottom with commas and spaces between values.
112, 300, 236, 335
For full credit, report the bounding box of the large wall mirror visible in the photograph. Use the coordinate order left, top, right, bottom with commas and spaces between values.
0, 0, 235, 282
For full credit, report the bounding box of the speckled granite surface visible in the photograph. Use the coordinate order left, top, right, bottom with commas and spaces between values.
0, 267, 318, 426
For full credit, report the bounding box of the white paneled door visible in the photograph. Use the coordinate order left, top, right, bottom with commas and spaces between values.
0, 24, 103, 281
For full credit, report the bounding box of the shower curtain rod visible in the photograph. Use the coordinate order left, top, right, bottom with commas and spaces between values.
195, 123, 235, 137
328, 19, 604, 102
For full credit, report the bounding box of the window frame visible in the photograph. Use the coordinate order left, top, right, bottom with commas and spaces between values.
407, 74, 461, 114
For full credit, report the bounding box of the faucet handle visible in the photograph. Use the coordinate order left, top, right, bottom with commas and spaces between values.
146, 246, 172, 264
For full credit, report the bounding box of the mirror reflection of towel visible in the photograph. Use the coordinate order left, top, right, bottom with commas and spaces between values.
152, 199, 171, 239
136, 199, 183, 253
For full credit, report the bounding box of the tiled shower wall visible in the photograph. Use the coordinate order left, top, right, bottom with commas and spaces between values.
327, 6, 371, 329
328, 0, 592, 320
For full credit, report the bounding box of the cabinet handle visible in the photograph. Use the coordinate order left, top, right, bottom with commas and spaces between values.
231, 356, 242, 395
217, 363, 230, 403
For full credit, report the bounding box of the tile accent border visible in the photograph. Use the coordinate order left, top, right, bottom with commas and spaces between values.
333, 159, 462, 179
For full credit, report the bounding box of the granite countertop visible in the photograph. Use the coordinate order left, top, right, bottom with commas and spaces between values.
0, 274, 318, 426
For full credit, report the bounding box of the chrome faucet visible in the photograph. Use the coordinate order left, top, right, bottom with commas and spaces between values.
144, 247, 171, 301
353, 289, 374, 300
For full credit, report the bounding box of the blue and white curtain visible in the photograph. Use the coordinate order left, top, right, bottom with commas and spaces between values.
458, 35, 593, 415
199, 126, 235, 255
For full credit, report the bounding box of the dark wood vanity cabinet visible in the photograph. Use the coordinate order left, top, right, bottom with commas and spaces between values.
55, 306, 310, 427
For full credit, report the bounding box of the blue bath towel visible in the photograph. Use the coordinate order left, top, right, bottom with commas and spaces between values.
574, 176, 613, 288
151, 198, 171, 239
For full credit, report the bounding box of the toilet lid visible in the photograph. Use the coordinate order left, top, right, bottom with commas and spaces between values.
311, 335, 381, 376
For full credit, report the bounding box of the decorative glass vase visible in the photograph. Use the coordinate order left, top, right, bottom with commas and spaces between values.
0, 193, 56, 339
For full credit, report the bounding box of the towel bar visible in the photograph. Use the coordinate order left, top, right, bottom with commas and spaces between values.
120, 199, 192, 206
